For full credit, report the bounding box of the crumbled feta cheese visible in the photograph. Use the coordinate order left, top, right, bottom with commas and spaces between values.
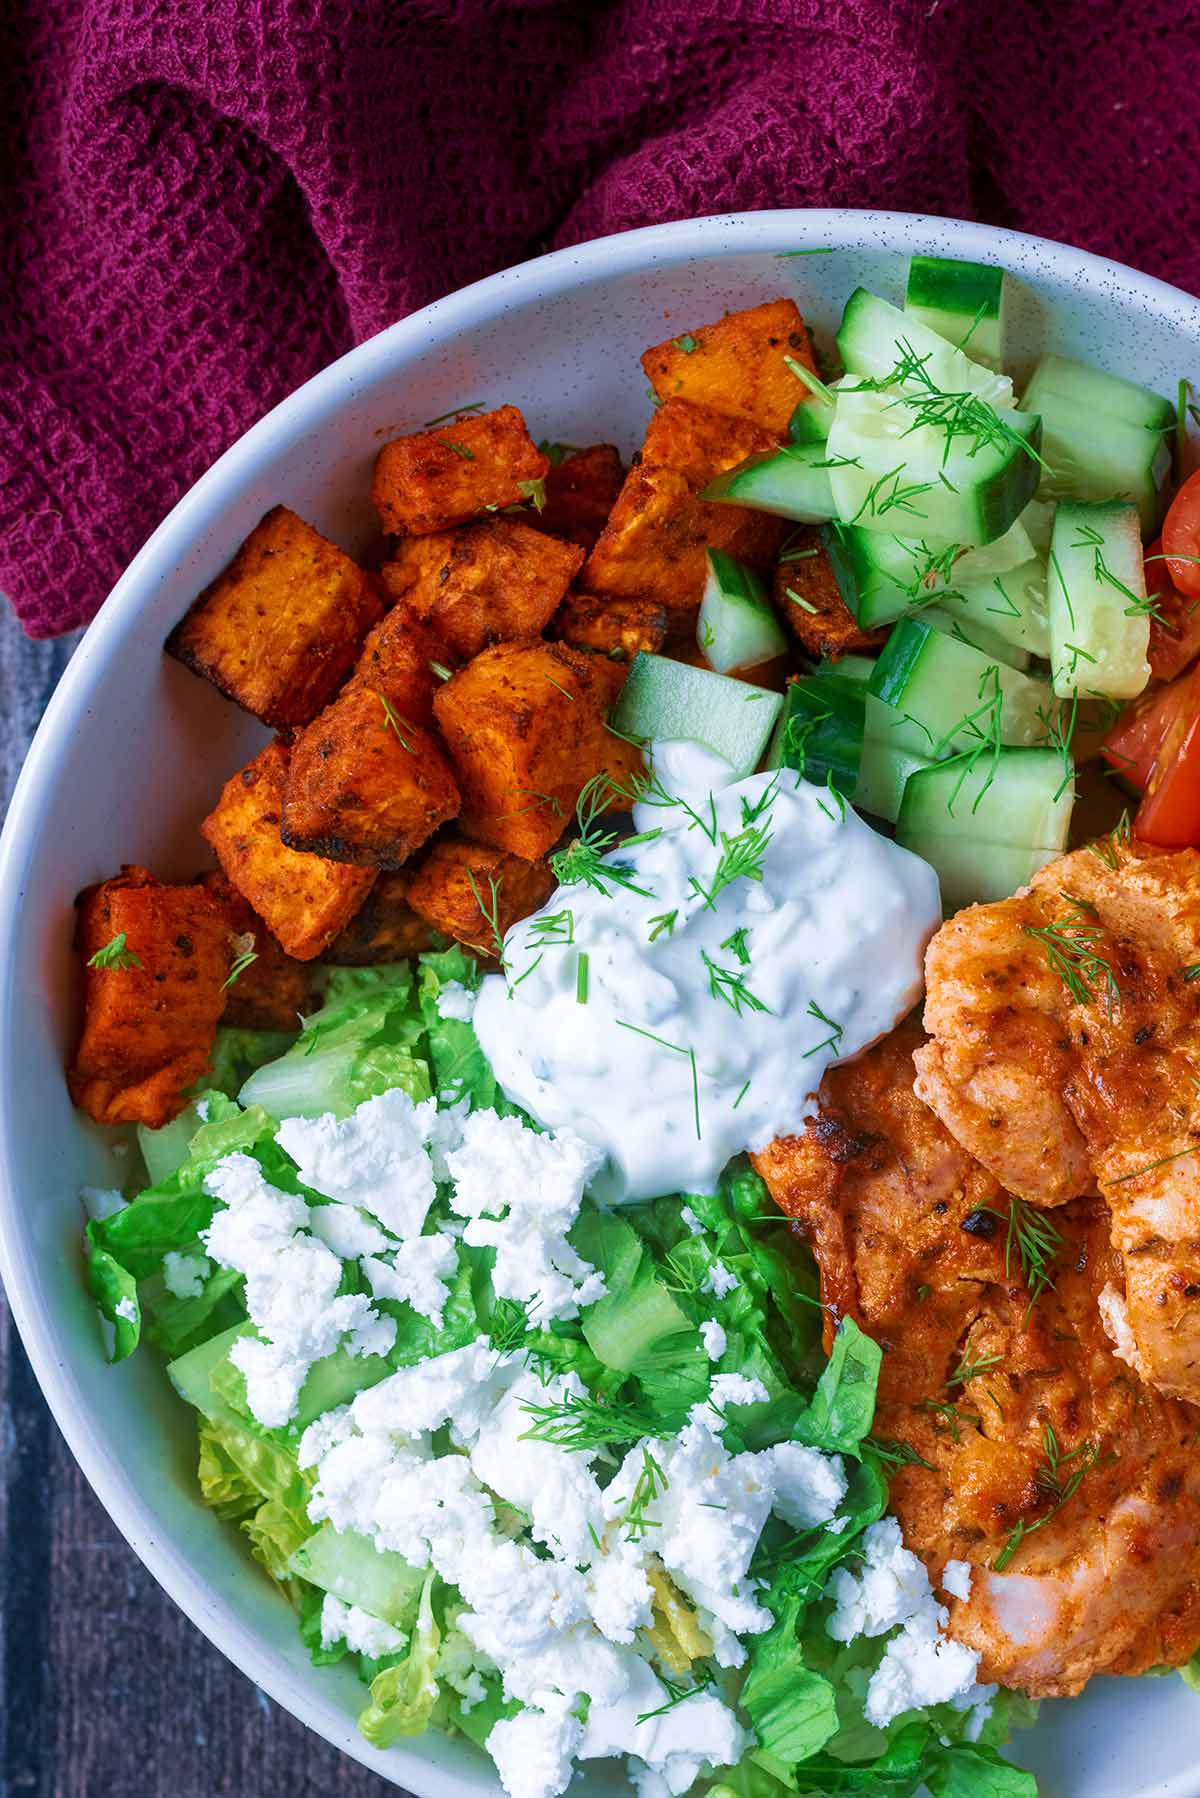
297, 1405, 354, 1470
942, 1559, 973, 1602
349, 1341, 512, 1444
766, 1441, 847, 1531
458, 1541, 628, 1707
437, 1617, 493, 1712
446, 1111, 606, 1321
487, 1695, 583, 1798
436, 980, 478, 1023
471, 1370, 604, 1563
827, 1517, 931, 1641
202, 1153, 394, 1427
705, 1372, 769, 1417
276, 1088, 437, 1237
308, 1201, 389, 1261
162, 1250, 211, 1299
679, 1205, 706, 1236
80, 1186, 126, 1223
114, 1296, 137, 1323
585, 1543, 654, 1645
195, 1097, 211, 1121
700, 1319, 726, 1361
703, 1259, 737, 1299
362, 1235, 458, 1323
579, 1653, 745, 1796
826, 1518, 994, 1729
319, 1593, 407, 1659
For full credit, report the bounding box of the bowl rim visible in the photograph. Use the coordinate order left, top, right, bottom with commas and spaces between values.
4, 205, 1200, 1792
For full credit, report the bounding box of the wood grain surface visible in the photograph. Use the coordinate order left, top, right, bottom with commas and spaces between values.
0, 608, 404, 1798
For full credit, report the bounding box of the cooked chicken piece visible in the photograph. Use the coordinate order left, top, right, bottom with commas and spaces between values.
916, 837, 1200, 1404
753, 1018, 1200, 1697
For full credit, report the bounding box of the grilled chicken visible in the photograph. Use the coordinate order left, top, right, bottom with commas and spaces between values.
915, 837, 1200, 1405
754, 1018, 1200, 1697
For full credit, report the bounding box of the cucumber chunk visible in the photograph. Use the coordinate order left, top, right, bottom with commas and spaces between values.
698, 550, 787, 673
921, 606, 1031, 672
856, 695, 934, 823
836, 289, 1014, 406
700, 443, 836, 522
905, 255, 1010, 373
612, 653, 783, 779
168, 1322, 254, 1425
765, 673, 865, 795
291, 1523, 424, 1630
788, 397, 834, 445
896, 747, 1074, 908
1048, 500, 1151, 700
869, 617, 1051, 756
826, 386, 1042, 548
935, 557, 1049, 662
826, 514, 1038, 632
1019, 354, 1174, 532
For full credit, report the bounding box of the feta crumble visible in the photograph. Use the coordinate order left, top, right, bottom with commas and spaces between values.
276, 1088, 438, 1238
436, 979, 478, 1023
113, 1295, 137, 1323
700, 1319, 726, 1361
162, 1249, 211, 1299
362, 1235, 459, 1323
703, 1259, 738, 1299
319, 1593, 407, 1659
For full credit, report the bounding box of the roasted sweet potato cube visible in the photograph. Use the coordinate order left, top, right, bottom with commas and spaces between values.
551, 591, 668, 661
69, 866, 232, 1127
201, 740, 376, 961
772, 529, 886, 659
199, 872, 311, 1031
345, 600, 454, 725
538, 445, 625, 550
582, 399, 786, 618
281, 685, 460, 869
434, 642, 633, 858
641, 299, 816, 435
379, 518, 582, 660
165, 507, 384, 729
371, 405, 547, 536
406, 836, 555, 955
323, 870, 438, 964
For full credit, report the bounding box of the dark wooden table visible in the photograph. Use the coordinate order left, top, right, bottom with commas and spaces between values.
0, 609, 404, 1798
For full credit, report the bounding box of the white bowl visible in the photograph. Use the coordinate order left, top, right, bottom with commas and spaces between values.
3, 209, 1200, 1798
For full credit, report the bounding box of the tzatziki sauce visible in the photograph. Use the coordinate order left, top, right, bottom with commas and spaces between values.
473, 755, 940, 1202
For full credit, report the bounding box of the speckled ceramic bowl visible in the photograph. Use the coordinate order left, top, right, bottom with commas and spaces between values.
3, 211, 1200, 1798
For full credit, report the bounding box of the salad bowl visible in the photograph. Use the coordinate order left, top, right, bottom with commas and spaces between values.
2, 208, 1200, 1798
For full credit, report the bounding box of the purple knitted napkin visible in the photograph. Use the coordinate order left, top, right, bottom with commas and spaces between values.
2, 0, 1196, 637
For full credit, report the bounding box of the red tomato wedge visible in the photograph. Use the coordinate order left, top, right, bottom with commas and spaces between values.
1162, 469, 1200, 598
1103, 661, 1200, 844
1146, 535, 1200, 681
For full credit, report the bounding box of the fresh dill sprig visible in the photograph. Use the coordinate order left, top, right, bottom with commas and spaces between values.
989, 1197, 1062, 1311
537, 440, 583, 467
647, 910, 678, 942
948, 1349, 1003, 1389
849, 463, 933, 524
527, 908, 575, 947
222, 936, 258, 990
519, 1392, 664, 1451
732, 1078, 752, 1110
622, 1447, 669, 1544
614, 1021, 701, 1139
1036, 694, 1079, 803
803, 999, 844, 1058
784, 355, 836, 407
517, 476, 547, 512
635, 1666, 715, 1726
1086, 808, 1131, 871
440, 439, 475, 460
673, 333, 699, 354
720, 926, 751, 965
689, 822, 772, 910
550, 773, 653, 899
489, 1296, 536, 1353
423, 401, 485, 427
700, 949, 771, 1018
87, 931, 142, 972
865, 1436, 935, 1472
377, 691, 414, 749
465, 868, 506, 963
993, 1424, 1101, 1571
576, 950, 589, 1004
1110, 1144, 1200, 1186
987, 574, 1023, 619
1023, 913, 1120, 1015
914, 1397, 981, 1443
784, 585, 819, 615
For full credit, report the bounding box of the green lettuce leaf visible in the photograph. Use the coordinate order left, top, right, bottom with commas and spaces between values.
85, 1240, 141, 1361
926, 1745, 1038, 1798
138, 1261, 245, 1359
358, 1568, 441, 1746
241, 964, 428, 1121
201, 1027, 299, 1100
195, 1413, 316, 1583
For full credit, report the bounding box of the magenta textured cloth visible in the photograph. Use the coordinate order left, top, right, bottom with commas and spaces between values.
2, 2, 1196, 637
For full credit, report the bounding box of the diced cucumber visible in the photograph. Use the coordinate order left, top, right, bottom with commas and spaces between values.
291, 1523, 424, 1631
823, 525, 957, 629
814, 654, 876, 687
1019, 497, 1057, 557
700, 442, 836, 522
1019, 355, 1174, 532
855, 695, 934, 823
937, 556, 1049, 662
139, 1101, 207, 1187
836, 289, 1014, 406
765, 674, 865, 795
826, 386, 1042, 548
168, 1322, 255, 1426
869, 617, 1050, 756
290, 1342, 393, 1433
612, 653, 783, 779
698, 550, 787, 673
922, 606, 1031, 672
896, 747, 1074, 908
905, 256, 1011, 374
1047, 500, 1151, 700
788, 396, 833, 445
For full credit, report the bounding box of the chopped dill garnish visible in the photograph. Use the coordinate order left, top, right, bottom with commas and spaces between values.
914, 1397, 981, 1443
700, 949, 771, 1018
994, 1424, 1101, 1571
987, 1197, 1062, 1313
622, 1447, 669, 1543
440, 439, 475, 460
544, 674, 576, 701
517, 476, 547, 512
785, 585, 819, 614
488, 1296, 535, 1352
519, 1392, 664, 1452
647, 910, 679, 942
803, 999, 843, 1058
537, 440, 583, 467
1110, 1144, 1200, 1186
784, 356, 836, 407
1022, 913, 1120, 1015
1086, 807, 1131, 870
720, 925, 751, 965
528, 908, 575, 947
428, 658, 454, 682
849, 463, 933, 524
377, 691, 413, 749
689, 822, 772, 910
1182, 963, 1200, 982
732, 1078, 752, 1110
613, 1021, 701, 1139
222, 938, 258, 989
466, 868, 506, 963
550, 773, 654, 899
423, 401, 485, 427
948, 1350, 1003, 1389
673, 333, 699, 354
636, 1666, 715, 1726
866, 1436, 935, 1472
987, 574, 1022, 619
575, 950, 589, 1004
